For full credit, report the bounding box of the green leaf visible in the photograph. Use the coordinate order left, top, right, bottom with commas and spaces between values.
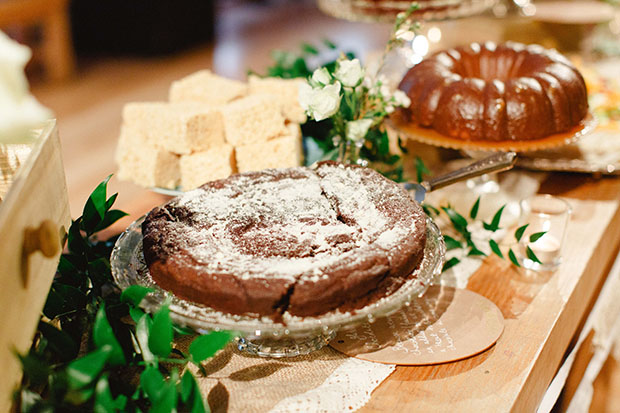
323, 38, 337, 49
414, 156, 430, 183
151, 381, 178, 413
526, 246, 543, 264
105, 193, 118, 211
397, 136, 408, 154
422, 203, 440, 217
88, 257, 112, 289
190, 389, 207, 413
529, 231, 547, 243
121, 285, 154, 307
441, 206, 469, 234
17, 353, 50, 388
301, 43, 319, 55
94, 209, 129, 233
443, 235, 462, 251
508, 249, 521, 267
93, 305, 125, 365
470, 196, 481, 220
37, 321, 79, 361
136, 314, 155, 363
82, 175, 112, 234
18, 389, 43, 413
489, 239, 503, 258
43, 284, 88, 319
189, 331, 232, 364
140, 365, 164, 401
181, 371, 207, 413
130, 307, 146, 324
66, 346, 112, 390
149, 305, 173, 358
180, 371, 195, 403
95, 375, 126, 413
378, 130, 390, 155
483, 205, 506, 232
66, 386, 95, 406
42, 287, 65, 320
442, 257, 460, 272
67, 219, 89, 258
467, 246, 487, 257
57, 254, 79, 276
173, 324, 195, 336
514, 224, 529, 242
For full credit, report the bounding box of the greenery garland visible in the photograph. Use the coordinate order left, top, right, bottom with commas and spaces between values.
16, 177, 231, 412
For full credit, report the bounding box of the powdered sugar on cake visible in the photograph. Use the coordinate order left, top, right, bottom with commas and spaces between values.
166, 163, 417, 282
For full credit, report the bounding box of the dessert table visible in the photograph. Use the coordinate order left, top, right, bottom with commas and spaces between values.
106, 171, 620, 412
17, 3, 619, 409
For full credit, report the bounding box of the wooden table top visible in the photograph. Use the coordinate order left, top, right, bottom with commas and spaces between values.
361, 174, 620, 412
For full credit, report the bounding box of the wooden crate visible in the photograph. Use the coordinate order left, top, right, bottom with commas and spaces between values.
0, 121, 70, 411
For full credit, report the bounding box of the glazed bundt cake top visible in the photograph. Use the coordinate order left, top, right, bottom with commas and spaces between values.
398, 41, 589, 141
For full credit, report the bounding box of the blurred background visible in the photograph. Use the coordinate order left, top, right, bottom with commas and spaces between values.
1, 0, 617, 216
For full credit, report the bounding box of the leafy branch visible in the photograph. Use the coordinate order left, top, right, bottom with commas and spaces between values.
17, 177, 231, 412
416, 160, 548, 271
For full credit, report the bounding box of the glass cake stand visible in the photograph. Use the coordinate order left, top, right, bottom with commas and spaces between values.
110, 216, 445, 358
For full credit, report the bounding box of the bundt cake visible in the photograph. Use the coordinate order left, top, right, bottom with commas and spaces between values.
142, 161, 427, 319
398, 42, 589, 141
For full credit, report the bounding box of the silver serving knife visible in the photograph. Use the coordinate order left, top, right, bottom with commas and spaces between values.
404, 151, 517, 203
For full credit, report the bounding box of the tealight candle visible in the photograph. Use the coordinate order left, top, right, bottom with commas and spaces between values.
528, 234, 561, 265
518, 195, 572, 272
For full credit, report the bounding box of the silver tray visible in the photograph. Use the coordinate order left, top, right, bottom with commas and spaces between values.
516, 129, 620, 175
110, 215, 445, 357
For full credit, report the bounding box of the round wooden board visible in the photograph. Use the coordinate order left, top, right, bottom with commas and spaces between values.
388, 112, 596, 153
330, 286, 504, 365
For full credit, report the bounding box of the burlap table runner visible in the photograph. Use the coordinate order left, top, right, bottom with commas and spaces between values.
176, 335, 394, 412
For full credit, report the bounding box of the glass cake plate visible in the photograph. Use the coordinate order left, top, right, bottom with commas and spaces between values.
110, 215, 445, 358
150, 186, 184, 197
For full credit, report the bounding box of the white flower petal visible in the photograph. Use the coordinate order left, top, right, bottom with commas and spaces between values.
345, 118, 373, 141
300, 81, 341, 121
334, 58, 364, 88
392, 90, 411, 107
311, 67, 331, 85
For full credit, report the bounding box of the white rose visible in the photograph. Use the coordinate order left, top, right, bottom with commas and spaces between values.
0, 31, 52, 143
311, 67, 331, 86
334, 58, 364, 88
345, 118, 373, 142
392, 90, 411, 108
299, 81, 341, 122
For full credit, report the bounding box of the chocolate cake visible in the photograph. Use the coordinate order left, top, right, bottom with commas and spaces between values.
398, 42, 589, 141
142, 161, 427, 319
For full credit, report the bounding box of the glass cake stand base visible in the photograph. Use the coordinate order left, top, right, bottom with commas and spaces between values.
111, 216, 444, 358
236, 330, 337, 358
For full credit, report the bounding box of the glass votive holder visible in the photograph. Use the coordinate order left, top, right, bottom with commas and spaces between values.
517, 194, 572, 272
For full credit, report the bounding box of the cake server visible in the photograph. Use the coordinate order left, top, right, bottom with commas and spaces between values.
404, 151, 517, 203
